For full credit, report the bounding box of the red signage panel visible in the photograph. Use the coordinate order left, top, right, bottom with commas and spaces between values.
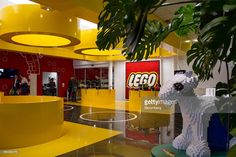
125, 60, 160, 99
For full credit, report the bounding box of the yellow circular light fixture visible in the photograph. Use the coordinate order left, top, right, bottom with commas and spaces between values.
75, 48, 122, 56
11, 34, 71, 47
0, 4, 80, 47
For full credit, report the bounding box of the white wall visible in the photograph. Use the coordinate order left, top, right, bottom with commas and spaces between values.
114, 61, 126, 101
175, 54, 229, 88
29, 74, 37, 95
160, 57, 175, 86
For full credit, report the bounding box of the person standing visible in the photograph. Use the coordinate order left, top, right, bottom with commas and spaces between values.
12, 74, 21, 95
48, 78, 56, 96
95, 75, 101, 89
20, 74, 29, 95
68, 76, 78, 102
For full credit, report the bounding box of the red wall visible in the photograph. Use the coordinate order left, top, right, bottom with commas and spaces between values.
0, 51, 74, 97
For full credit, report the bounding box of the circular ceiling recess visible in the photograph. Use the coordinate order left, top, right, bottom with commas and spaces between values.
0, 4, 80, 47
75, 48, 122, 56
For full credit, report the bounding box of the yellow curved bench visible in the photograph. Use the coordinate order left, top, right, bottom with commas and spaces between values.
0, 96, 63, 149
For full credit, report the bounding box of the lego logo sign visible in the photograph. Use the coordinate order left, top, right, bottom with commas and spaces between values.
126, 61, 160, 99
127, 72, 158, 88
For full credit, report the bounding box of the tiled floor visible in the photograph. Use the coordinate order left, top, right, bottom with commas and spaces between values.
59, 102, 172, 157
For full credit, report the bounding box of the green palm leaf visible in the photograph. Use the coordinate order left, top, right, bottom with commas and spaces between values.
175, 4, 199, 36
96, 0, 190, 61
124, 15, 183, 60
186, 0, 236, 82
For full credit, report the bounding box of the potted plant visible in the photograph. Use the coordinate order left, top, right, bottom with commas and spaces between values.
185, 1, 236, 156
96, 0, 236, 155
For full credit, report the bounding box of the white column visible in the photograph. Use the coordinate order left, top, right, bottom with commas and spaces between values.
108, 61, 113, 89
114, 61, 126, 101
29, 74, 37, 95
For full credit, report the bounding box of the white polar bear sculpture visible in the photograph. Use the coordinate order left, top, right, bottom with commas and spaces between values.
158, 72, 217, 157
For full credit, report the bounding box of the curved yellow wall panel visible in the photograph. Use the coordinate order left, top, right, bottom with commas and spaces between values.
0, 96, 63, 149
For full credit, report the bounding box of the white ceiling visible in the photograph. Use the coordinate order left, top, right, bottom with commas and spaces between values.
0, 0, 37, 9
0, 0, 14, 9
154, 0, 196, 22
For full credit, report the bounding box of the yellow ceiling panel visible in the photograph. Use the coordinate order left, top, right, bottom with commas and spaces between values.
31, 0, 103, 23
0, 0, 190, 61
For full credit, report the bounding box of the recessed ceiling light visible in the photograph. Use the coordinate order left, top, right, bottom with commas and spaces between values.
184, 40, 191, 43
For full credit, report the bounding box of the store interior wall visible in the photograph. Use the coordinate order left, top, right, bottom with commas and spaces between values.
112, 55, 230, 113
0, 51, 74, 97
175, 54, 230, 95
0, 51, 29, 95
74, 61, 109, 88
1, 52, 228, 97
161, 57, 175, 86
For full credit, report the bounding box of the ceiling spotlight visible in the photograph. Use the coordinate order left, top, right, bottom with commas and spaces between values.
40, 5, 55, 11
184, 40, 191, 43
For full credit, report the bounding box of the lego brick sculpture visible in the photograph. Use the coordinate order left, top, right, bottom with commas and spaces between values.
158, 72, 217, 157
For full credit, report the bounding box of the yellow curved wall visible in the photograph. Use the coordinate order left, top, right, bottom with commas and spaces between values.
81, 89, 115, 108
0, 96, 63, 149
